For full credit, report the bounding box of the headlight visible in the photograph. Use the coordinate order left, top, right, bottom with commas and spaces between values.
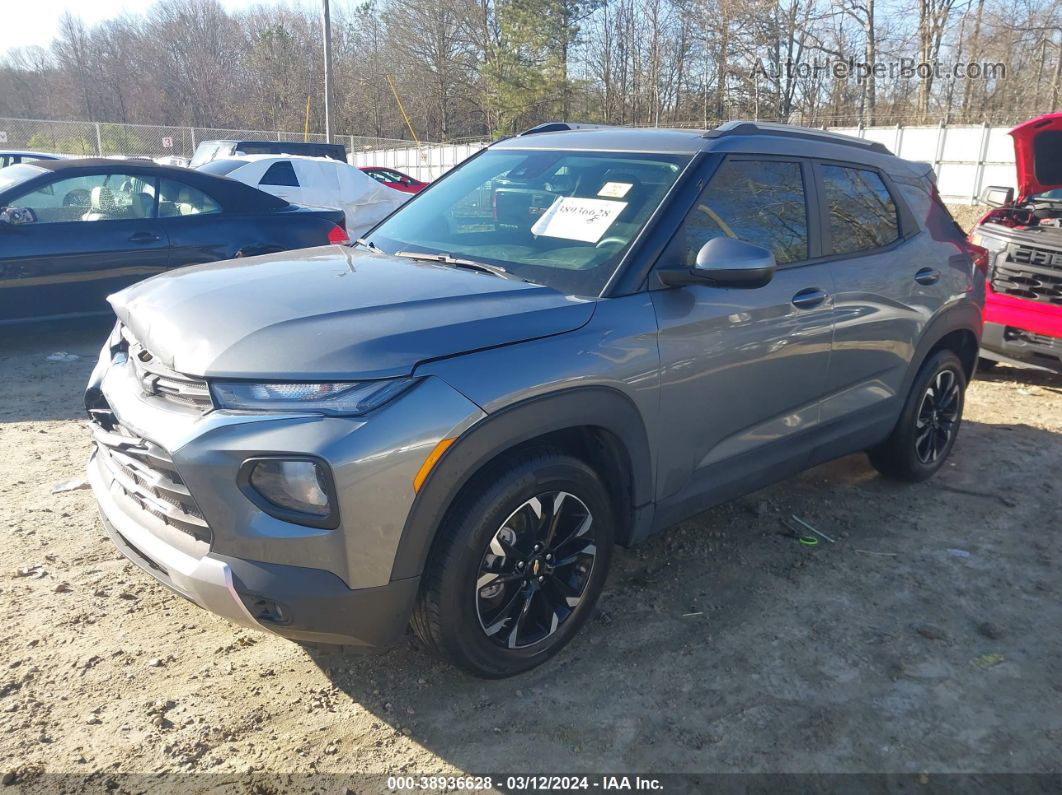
238, 457, 338, 528
210, 379, 414, 415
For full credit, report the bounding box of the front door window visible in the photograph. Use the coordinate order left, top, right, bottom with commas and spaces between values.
13, 173, 157, 224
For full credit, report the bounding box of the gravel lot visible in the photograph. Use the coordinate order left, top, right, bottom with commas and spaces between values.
1, 316, 1060, 788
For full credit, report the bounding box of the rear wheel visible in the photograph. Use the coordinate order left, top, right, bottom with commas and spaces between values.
411, 448, 613, 678
869, 350, 966, 481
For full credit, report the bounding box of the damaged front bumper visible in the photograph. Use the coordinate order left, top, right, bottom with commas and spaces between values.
84, 326, 483, 648
89, 450, 262, 630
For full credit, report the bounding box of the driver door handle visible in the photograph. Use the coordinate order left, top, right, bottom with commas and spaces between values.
128, 232, 160, 244
915, 267, 940, 285
792, 287, 828, 309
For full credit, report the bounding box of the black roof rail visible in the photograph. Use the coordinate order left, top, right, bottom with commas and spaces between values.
703, 121, 891, 155
515, 122, 608, 136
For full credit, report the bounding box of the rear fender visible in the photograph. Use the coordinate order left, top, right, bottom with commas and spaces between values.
902, 301, 983, 395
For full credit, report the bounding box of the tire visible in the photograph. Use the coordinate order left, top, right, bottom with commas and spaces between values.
411, 447, 614, 678
868, 349, 967, 482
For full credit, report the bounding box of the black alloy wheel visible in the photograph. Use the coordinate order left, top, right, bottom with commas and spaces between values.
475, 491, 597, 649
868, 349, 966, 482
913, 368, 962, 464
411, 447, 614, 678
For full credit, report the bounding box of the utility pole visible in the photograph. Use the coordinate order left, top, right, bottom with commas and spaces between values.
322, 0, 333, 143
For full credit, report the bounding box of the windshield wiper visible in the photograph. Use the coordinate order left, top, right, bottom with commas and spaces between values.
353, 238, 377, 250
393, 250, 512, 279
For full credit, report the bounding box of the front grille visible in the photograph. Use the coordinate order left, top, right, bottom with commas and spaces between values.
92, 417, 212, 547
120, 326, 213, 411
991, 243, 1062, 305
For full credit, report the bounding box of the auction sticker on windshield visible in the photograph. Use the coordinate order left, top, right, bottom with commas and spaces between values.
598, 181, 633, 198
531, 197, 627, 243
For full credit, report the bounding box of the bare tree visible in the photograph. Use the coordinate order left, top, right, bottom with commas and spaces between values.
1, 0, 1058, 142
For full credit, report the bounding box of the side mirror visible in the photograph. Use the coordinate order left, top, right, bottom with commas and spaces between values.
658, 237, 776, 289
0, 207, 36, 226
980, 185, 1014, 208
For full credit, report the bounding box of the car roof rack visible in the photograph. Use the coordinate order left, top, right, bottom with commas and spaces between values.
516, 122, 608, 136
703, 121, 891, 155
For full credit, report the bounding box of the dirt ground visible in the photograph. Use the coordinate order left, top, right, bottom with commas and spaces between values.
1, 317, 1060, 790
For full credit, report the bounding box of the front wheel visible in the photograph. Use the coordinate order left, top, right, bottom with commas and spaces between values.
868, 350, 967, 481
411, 448, 614, 678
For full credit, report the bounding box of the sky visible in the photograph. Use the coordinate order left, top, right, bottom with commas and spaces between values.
1, 0, 276, 56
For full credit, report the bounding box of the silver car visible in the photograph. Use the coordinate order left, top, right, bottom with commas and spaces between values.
85, 122, 983, 677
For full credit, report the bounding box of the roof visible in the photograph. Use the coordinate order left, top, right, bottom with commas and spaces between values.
26, 157, 169, 172
492, 120, 913, 176
197, 139, 345, 148
494, 126, 707, 155
212, 154, 349, 164
3, 157, 288, 212
0, 150, 63, 159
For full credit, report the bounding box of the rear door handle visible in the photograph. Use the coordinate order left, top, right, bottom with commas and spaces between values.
792, 287, 828, 309
128, 232, 160, 244
915, 267, 940, 285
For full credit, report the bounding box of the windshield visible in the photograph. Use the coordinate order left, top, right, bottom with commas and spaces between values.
365, 149, 692, 296
0, 163, 48, 194
189, 142, 229, 168
197, 159, 246, 176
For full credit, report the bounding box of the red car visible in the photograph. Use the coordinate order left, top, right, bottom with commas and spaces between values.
971, 113, 1062, 373
359, 166, 427, 194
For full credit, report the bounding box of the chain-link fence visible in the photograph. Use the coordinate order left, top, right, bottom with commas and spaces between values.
0, 117, 423, 160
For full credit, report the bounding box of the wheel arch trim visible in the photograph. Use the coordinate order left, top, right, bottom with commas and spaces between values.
905, 301, 982, 394
388, 386, 653, 582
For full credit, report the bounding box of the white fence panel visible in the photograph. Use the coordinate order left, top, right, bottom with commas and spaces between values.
831, 124, 1017, 204
352, 125, 1018, 205
350, 142, 487, 181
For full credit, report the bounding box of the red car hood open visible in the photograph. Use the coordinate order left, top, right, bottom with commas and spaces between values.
1010, 113, 1062, 199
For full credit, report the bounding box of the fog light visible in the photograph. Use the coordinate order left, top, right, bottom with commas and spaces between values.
239, 595, 291, 625
239, 457, 338, 528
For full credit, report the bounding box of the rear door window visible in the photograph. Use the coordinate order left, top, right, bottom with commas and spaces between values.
158, 179, 221, 217
259, 161, 300, 187
667, 158, 810, 266
819, 165, 900, 255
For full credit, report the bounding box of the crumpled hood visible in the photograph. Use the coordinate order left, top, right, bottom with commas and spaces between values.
109, 246, 596, 380
1010, 113, 1062, 199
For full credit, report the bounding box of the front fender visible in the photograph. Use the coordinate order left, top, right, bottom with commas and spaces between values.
388, 386, 654, 581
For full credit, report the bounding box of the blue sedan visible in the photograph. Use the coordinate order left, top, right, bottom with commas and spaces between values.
0, 158, 348, 324
0, 150, 64, 168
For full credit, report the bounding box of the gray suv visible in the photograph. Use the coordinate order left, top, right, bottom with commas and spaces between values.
85, 122, 983, 677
